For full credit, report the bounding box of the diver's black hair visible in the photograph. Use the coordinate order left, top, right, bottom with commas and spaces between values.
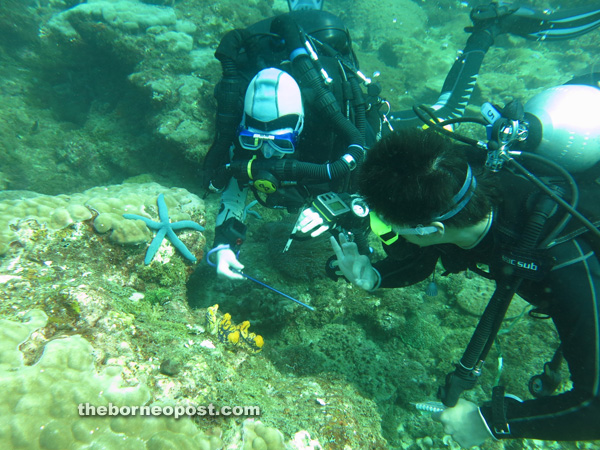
358, 128, 496, 228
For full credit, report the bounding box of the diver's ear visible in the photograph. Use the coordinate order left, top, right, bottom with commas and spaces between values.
430, 221, 445, 235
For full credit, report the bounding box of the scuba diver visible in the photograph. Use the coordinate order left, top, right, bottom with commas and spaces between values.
203, 2, 600, 280
203, 3, 379, 278
294, 1, 600, 237
327, 73, 600, 445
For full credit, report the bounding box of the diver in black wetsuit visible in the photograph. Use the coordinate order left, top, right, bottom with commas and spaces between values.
389, 2, 600, 128
202, 8, 377, 279
329, 74, 600, 444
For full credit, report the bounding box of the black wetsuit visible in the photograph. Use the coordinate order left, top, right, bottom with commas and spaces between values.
373, 166, 600, 440
208, 11, 375, 250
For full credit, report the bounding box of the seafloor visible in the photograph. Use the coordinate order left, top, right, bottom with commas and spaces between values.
0, 0, 599, 449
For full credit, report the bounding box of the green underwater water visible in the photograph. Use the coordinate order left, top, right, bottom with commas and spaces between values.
1, 0, 599, 449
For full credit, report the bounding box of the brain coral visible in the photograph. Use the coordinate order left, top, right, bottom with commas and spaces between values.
0, 310, 222, 450
0, 182, 205, 256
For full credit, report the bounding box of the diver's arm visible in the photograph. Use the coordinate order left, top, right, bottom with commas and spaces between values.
210, 177, 249, 280
372, 241, 440, 288
204, 28, 248, 192
213, 177, 249, 250
479, 238, 600, 440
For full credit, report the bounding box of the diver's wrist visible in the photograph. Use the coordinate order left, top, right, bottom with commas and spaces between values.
371, 268, 382, 291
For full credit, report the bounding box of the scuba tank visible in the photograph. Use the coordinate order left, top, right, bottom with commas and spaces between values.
522, 84, 600, 173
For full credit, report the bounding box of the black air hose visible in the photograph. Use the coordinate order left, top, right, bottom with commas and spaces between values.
203, 29, 248, 189
518, 195, 557, 249
440, 173, 558, 407
280, 152, 363, 180
349, 75, 367, 138
293, 55, 365, 149
228, 145, 364, 183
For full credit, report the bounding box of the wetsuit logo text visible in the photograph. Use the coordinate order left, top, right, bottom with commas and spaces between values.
501, 255, 539, 271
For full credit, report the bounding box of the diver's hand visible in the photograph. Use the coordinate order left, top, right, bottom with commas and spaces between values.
434, 399, 493, 448
297, 207, 329, 237
215, 248, 245, 281
330, 233, 379, 291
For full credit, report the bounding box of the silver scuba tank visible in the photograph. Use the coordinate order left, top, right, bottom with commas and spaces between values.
524, 84, 600, 173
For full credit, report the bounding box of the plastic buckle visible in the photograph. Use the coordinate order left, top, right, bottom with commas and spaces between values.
494, 423, 510, 436
493, 423, 511, 436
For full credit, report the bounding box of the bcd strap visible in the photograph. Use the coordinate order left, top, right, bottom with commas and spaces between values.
220, 218, 247, 251
491, 385, 511, 436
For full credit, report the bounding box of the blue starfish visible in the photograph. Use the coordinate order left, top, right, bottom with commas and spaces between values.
123, 193, 204, 265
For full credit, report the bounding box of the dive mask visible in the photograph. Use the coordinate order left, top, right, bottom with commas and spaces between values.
238, 128, 297, 155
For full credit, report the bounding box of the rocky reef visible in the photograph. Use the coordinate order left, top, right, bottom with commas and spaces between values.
1, 0, 599, 449
0, 181, 387, 448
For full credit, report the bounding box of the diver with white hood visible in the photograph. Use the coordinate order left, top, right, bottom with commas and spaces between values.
203, 1, 600, 280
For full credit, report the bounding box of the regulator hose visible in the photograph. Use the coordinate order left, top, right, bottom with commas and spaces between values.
440, 186, 557, 407
227, 148, 364, 183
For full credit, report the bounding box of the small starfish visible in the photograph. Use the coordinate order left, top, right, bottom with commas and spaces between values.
123, 193, 204, 265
